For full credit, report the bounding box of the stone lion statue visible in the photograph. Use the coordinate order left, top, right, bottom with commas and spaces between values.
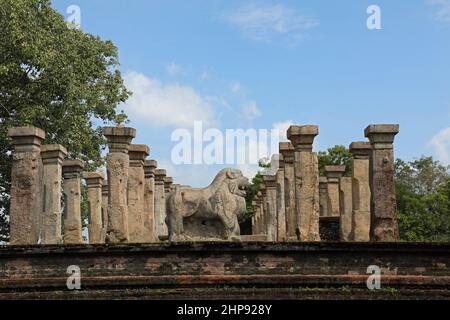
165, 168, 250, 241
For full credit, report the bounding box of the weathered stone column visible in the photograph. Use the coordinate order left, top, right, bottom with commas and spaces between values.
164, 176, 174, 194
83, 172, 104, 244
319, 177, 328, 217
276, 155, 287, 241
256, 191, 264, 234
101, 180, 109, 242
251, 201, 257, 234
263, 175, 277, 241
62, 160, 85, 244
8, 127, 46, 245
365, 124, 400, 241
287, 125, 320, 241
143, 160, 157, 242
324, 166, 346, 217
279, 142, 296, 240
103, 127, 136, 243
349, 142, 372, 241
339, 176, 353, 241
128, 144, 149, 243
40, 144, 67, 244
259, 186, 267, 235
154, 169, 168, 239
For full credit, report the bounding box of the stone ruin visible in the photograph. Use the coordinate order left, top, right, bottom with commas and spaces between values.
6, 123, 400, 245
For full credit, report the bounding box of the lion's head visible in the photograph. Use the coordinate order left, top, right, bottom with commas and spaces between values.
225, 168, 250, 198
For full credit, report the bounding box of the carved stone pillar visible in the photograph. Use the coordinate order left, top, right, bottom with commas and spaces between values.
143, 160, 157, 242
8, 127, 45, 245
83, 172, 104, 244
62, 160, 85, 244
128, 144, 149, 243
154, 169, 168, 239
324, 165, 346, 217
319, 177, 328, 217
350, 141, 372, 241
40, 144, 67, 244
276, 155, 287, 241
103, 127, 136, 243
263, 175, 277, 241
287, 125, 320, 241
101, 180, 109, 242
365, 124, 400, 241
339, 176, 353, 241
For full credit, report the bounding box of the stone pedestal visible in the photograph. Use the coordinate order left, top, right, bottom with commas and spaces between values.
40, 144, 67, 244
324, 166, 346, 217
128, 144, 149, 243
365, 124, 400, 241
276, 155, 287, 241
83, 172, 104, 244
101, 180, 109, 242
263, 175, 277, 241
349, 142, 372, 241
154, 169, 168, 239
287, 125, 320, 241
62, 160, 84, 244
8, 127, 45, 245
319, 177, 328, 217
279, 142, 296, 240
339, 177, 353, 241
143, 160, 157, 242
103, 127, 136, 243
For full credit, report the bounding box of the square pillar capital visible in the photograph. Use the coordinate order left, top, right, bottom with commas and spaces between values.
102, 127, 136, 153
263, 175, 277, 188
62, 160, 84, 178
279, 142, 295, 163
8, 126, 46, 152
83, 172, 104, 188
364, 124, 399, 149
287, 125, 319, 152
324, 165, 346, 182
128, 144, 150, 166
349, 141, 372, 159
144, 159, 158, 177
40, 144, 67, 164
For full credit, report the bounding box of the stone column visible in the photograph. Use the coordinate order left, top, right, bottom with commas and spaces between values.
143, 160, 157, 242
101, 180, 109, 242
103, 127, 136, 243
263, 175, 277, 241
276, 155, 287, 241
259, 186, 267, 236
287, 125, 320, 241
319, 177, 328, 217
62, 160, 85, 244
349, 142, 372, 241
154, 169, 168, 239
324, 166, 346, 217
279, 142, 296, 240
256, 191, 264, 234
83, 172, 104, 244
164, 176, 174, 194
251, 201, 257, 234
40, 144, 67, 244
128, 144, 149, 243
8, 127, 45, 245
365, 124, 400, 241
339, 177, 353, 241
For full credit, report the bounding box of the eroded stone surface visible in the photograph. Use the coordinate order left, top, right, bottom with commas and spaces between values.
365, 124, 399, 241
62, 160, 84, 244
339, 177, 353, 241
279, 142, 296, 240
325, 166, 346, 218
83, 172, 104, 244
154, 169, 167, 239
143, 160, 157, 242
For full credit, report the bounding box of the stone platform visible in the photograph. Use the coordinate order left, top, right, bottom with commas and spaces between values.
0, 242, 449, 299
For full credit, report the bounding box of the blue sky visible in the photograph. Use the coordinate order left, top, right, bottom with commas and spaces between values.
53, 0, 450, 186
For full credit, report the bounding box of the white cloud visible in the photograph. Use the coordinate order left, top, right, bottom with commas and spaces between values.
428, 0, 450, 23
240, 100, 262, 121
428, 127, 450, 165
231, 82, 241, 93
123, 71, 216, 128
166, 62, 183, 76
226, 3, 319, 42
272, 120, 294, 142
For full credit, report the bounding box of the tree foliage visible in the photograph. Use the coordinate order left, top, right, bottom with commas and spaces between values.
318, 145, 352, 176
0, 0, 130, 242
396, 157, 450, 242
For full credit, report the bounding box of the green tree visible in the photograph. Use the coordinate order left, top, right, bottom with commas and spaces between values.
0, 0, 130, 242
318, 145, 353, 176
396, 157, 450, 241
